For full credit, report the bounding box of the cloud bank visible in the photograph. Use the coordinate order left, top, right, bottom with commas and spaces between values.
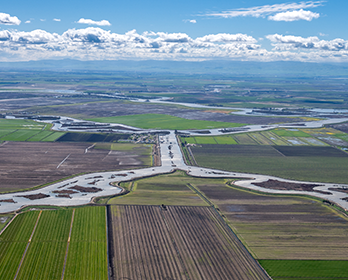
269, 9, 319, 21
0, 27, 347, 62
0, 12, 21, 25
205, 1, 323, 21
77, 18, 111, 26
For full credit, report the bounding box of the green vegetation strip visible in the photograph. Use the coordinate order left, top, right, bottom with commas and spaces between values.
0, 211, 40, 280
259, 260, 348, 279
64, 207, 108, 280
108, 171, 207, 206
16, 210, 72, 280
191, 144, 348, 183
89, 113, 245, 130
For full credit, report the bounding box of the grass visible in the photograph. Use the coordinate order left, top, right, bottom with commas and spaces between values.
0, 207, 108, 279
65, 207, 108, 280
259, 260, 348, 279
0, 211, 40, 280
0, 119, 65, 142
182, 128, 345, 147
15, 210, 72, 280
191, 145, 348, 184
108, 171, 211, 206
272, 128, 311, 137
0, 119, 45, 130
88, 114, 245, 130
0, 130, 41, 141
94, 142, 150, 151
0, 214, 14, 232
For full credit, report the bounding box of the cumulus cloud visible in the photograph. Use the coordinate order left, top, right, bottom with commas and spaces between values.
0, 27, 347, 63
205, 1, 322, 21
0, 12, 21, 25
269, 9, 319, 21
77, 18, 111, 26
53, 18, 61, 22
25, 20, 31, 24
267, 34, 348, 51
184, 19, 196, 23
197, 33, 257, 43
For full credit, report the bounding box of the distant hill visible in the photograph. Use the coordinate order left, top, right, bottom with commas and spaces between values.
0, 59, 348, 76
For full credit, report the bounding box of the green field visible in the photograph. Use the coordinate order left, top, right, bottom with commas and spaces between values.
0, 207, 108, 280
16, 210, 72, 280
259, 260, 348, 279
181, 127, 344, 147
108, 171, 211, 206
190, 144, 348, 183
65, 207, 107, 280
89, 113, 245, 130
0, 119, 45, 130
0, 119, 65, 142
0, 211, 40, 279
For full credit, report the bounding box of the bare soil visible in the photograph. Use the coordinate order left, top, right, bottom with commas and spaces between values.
253, 179, 331, 195
328, 187, 348, 194
69, 185, 102, 193
108, 205, 269, 280
0, 199, 16, 203
17, 193, 50, 200
0, 142, 151, 193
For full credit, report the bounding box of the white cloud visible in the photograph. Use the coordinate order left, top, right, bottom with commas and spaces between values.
183, 19, 197, 23
197, 33, 257, 43
269, 9, 319, 21
266, 34, 348, 51
25, 20, 31, 24
0, 12, 21, 25
0, 27, 347, 63
205, 1, 323, 21
53, 18, 61, 22
77, 18, 111, 26
40, 19, 46, 22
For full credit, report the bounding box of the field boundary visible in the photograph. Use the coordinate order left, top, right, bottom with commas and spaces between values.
14, 210, 42, 280
61, 208, 75, 280
0, 213, 17, 236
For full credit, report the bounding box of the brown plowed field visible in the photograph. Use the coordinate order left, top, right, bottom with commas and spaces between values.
0, 142, 150, 192
108, 205, 269, 280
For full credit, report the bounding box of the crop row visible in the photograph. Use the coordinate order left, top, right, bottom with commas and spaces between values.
109, 205, 268, 280
182, 128, 335, 147
163, 206, 268, 280
0, 207, 108, 280
65, 206, 108, 280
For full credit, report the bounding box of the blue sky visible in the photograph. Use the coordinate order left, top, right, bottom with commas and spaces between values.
1, 0, 348, 62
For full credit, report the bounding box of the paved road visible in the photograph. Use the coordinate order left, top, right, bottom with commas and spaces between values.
0, 114, 348, 213
0, 130, 347, 213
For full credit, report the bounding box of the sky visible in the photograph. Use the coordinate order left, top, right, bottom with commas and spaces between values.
1, 0, 348, 62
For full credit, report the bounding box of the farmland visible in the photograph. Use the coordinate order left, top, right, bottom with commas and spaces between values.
16, 210, 72, 280
181, 127, 348, 147
64, 207, 108, 280
0, 211, 40, 279
89, 113, 245, 130
0, 141, 152, 193
195, 183, 348, 260
108, 205, 269, 280
259, 260, 348, 279
0, 119, 65, 142
0, 207, 108, 280
190, 144, 348, 183
108, 171, 208, 206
